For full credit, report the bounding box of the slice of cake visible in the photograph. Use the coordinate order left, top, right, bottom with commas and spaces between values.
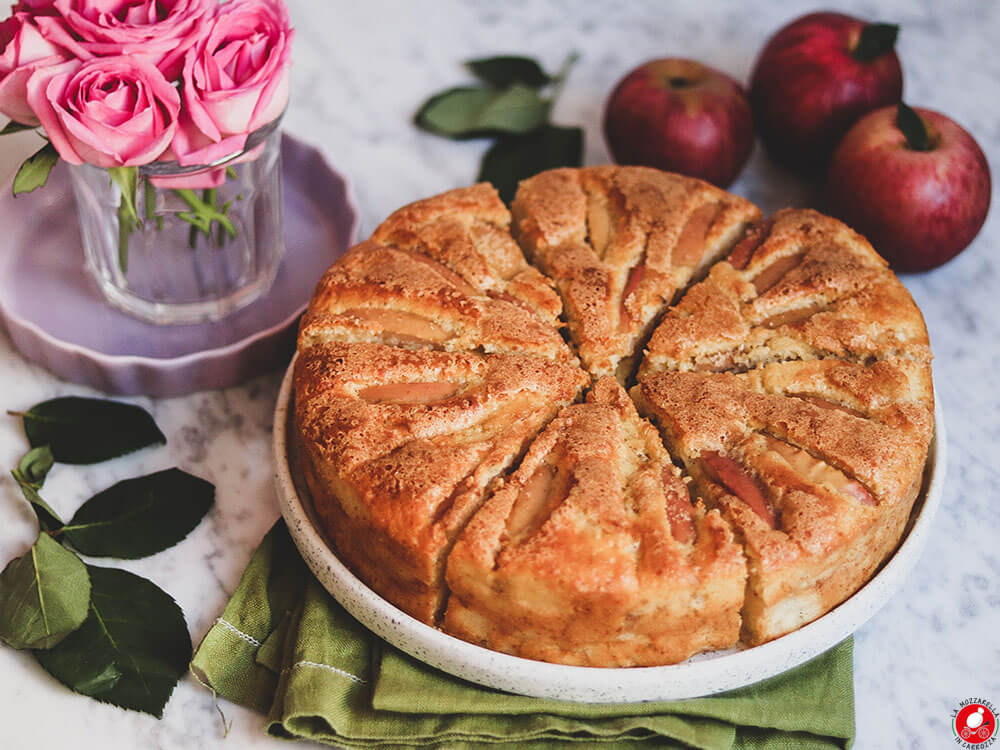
641, 209, 932, 376
298, 241, 575, 363
371, 183, 563, 324
443, 376, 747, 666
633, 356, 933, 644
293, 342, 588, 623
512, 166, 760, 380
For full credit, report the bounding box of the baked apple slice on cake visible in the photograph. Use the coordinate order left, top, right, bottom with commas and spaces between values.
443, 376, 747, 666
298, 241, 574, 363
512, 166, 760, 380
633, 357, 932, 644
293, 342, 588, 623
370, 183, 563, 325
641, 209, 932, 376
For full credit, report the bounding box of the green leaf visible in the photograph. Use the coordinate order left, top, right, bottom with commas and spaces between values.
0, 534, 90, 650
17, 445, 54, 487
14, 479, 64, 533
0, 121, 35, 135
14, 396, 166, 464
415, 83, 549, 138
465, 55, 551, 88
11, 446, 63, 532
34, 565, 192, 717
852, 23, 899, 62
61, 468, 214, 559
897, 103, 932, 151
478, 125, 584, 203
12, 142, 59, 196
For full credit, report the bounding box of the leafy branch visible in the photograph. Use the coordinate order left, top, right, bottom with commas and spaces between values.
0, 396, 214, 717
414, 53, 584, 203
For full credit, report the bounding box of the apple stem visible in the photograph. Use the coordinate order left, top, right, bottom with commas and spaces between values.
852, 22, 900, 62
896, 103, 933, 151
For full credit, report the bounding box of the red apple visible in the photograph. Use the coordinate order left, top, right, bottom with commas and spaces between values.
825, 104, 991, 272
749, 12, 903, 175
603, 58, 754, 187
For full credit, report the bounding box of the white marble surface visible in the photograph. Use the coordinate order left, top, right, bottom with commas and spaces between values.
0, 1, 997, 748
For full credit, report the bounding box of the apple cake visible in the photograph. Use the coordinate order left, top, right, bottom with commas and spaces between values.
512, 166, 761, 381
293, 168, 934, 667
443, 376, 747, 666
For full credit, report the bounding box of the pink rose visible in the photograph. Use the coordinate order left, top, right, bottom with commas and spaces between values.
172, 0, 292, 166
0, 12, 70, 124
27, 55, 180, 167
35, 0, 214, 79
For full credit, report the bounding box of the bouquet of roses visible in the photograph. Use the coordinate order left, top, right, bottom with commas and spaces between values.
0, 0, 293, 260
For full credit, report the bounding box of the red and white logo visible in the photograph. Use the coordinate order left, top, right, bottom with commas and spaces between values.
953, 699, 997, 747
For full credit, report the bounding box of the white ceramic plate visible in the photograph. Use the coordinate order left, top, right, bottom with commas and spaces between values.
274, 357, 946, 702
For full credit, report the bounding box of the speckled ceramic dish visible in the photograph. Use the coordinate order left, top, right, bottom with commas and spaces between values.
274, 357, 946, 702
0, 135, 358, 396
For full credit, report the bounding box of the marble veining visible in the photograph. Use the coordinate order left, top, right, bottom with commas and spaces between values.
1, 1, 997, 748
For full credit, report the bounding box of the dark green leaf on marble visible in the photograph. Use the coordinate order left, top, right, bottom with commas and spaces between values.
478, 125, 584, 203
14, 396, 165, 464
61, 468, 214, 559
465, 55, 552, 88
415, 83, 549, 138
34, 565, 192, 718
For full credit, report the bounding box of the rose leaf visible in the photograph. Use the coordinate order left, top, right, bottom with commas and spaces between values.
13, 396, 166, 464
34, 565, 191, 718
465, 56, 552, 88
415, 83, 549, 138
477, 124, 583, 203
61, 468, 214, 559
12, 142, 59, 196
0, 533, 90, 650
0, 121, 35, 135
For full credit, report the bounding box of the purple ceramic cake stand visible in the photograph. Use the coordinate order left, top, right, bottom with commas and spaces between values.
0, 134, 359, 396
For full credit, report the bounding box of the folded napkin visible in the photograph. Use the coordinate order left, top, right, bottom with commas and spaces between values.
191, 523, 855, 749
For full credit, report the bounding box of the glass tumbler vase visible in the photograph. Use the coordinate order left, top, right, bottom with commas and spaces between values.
68, 126, 285, 325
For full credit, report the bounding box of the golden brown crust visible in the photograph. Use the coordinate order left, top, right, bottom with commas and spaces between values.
371, 183, 563, 324
294, 342, 588, 622
291, 168, 935, 665
443, 377, 746, 666
633, 356, 933, 643
512, 166, 761, 380
299, 240, 574, 363
641, 209, 932, 376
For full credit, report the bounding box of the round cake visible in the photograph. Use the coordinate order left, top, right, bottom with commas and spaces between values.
292, 166, 934, 667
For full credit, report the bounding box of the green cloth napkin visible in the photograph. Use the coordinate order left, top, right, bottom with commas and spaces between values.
191, 523, 855, 749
